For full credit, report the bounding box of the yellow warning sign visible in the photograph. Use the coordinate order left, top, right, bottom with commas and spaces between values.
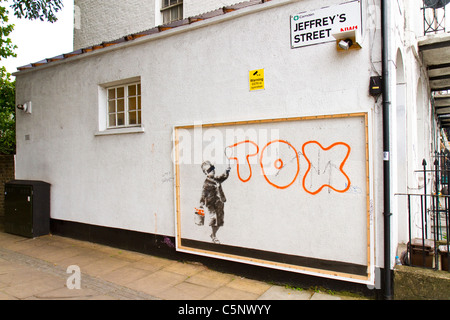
249, 69, 264, 91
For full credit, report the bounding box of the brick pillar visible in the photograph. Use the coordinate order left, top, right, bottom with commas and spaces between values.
0, 155, 15, 216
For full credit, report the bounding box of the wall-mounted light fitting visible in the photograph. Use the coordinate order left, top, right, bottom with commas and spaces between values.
17, 101, 32, 114
332, 29, 361, 51
338, 39, 353, 50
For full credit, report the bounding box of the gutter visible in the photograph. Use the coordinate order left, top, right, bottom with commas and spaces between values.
381, 0, 393, 300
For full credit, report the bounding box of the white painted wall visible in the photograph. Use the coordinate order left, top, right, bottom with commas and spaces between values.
74, 0, 251, 50
15, 0, 436, 278
386, 0, 435, 265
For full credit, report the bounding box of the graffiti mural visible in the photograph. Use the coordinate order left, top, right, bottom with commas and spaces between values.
174, 113, 372, 284
197, 161, 231, 244
225, 140, 259, 183
302, 141, 352, 195
224, 139, 351, 194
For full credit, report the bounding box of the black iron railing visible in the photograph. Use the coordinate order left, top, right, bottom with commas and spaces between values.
397, 154, 450, 271
422, 0, 449, 35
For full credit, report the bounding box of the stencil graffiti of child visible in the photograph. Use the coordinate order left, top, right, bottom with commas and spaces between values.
198, 161, 231, 244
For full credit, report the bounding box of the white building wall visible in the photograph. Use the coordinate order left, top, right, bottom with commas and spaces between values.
20, 0, 375, 234
15, 0, 436, 280
74, 0, 250, 50
387, 0, 435, 259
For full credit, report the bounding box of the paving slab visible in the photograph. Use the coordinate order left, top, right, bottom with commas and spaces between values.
204, 286, 260, 300
257, 285, 313, 300
184, 269, 235, 289
226, 277, 272, 295
157, 281, 216, 300
126, 270, 187, 297
310, 292, 342, 300
0, 230, 367, 301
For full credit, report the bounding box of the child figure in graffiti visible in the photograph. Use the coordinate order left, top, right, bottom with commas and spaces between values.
199, 161, 231, 244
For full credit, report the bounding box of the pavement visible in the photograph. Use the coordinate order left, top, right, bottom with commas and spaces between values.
0, 226, 367, 301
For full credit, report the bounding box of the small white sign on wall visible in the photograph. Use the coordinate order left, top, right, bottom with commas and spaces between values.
290, 0, 362, 49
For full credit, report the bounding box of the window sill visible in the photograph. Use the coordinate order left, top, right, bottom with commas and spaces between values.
95, 126, 145, 136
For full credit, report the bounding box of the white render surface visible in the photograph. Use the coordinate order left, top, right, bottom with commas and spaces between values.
74, 0, 247, 50
15, 0, 435, 277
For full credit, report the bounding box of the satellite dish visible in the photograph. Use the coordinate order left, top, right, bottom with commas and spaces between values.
424, 0, 450, 9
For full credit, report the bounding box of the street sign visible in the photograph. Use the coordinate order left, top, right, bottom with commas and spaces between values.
290, 1, 362, 49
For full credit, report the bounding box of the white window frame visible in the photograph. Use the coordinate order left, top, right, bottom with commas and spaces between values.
107, 82, 141, 129
96, 77, 144, 136
161, 0, 183, 24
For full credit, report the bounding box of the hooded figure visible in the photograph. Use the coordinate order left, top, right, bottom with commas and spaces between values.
199, 161, 230, 244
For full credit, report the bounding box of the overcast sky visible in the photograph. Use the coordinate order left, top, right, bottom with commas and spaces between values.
0, 0, 74, 75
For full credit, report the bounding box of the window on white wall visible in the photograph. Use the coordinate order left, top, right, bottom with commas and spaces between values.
161, 0, 183, 24
107, 82, 141, 129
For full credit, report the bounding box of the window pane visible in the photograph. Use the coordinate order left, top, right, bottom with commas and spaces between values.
117, 87, 125, 98
137, 84, 141, 95
129, 97, 137, 111
138, 96, 141, 109
129, 111, 137, 125
138, 111, 142, 124
109, 114, 116, 127
117, 113, 125, 126
108, 100, 115, 113
171, 7, 179, 20
163, 0, 169, 7
128, 85, 136, 97
170, 0, 177, 5
117, 98, 125, 112
108, 88, 115, 99
163, 10, 170, 23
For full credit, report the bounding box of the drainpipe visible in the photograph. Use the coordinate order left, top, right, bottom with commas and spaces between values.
381, 0, 393, 300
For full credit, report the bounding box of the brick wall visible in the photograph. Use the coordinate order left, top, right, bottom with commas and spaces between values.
74, 0, 157, 50
74, 0, 243, 50
184, 0, 243, 17
0, 155, 15, 216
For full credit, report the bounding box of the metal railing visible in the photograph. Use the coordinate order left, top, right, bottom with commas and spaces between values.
397, 154, 450, 271
422, 0, 449, 35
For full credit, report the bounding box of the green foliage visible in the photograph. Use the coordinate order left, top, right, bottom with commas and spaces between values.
0, 67, 15, 155
0, 1, 17, 60
0, 0, 64, 60
0, 0, 64, 154
10, 0, 63, 23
